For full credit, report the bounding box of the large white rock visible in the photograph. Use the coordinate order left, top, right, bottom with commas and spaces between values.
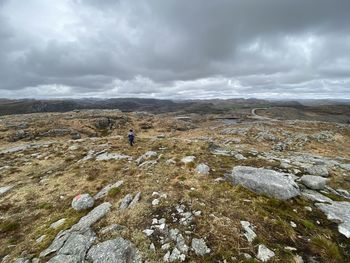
300, 175, 327, 190
316, 201, 350, 238
227, 166, 300, 200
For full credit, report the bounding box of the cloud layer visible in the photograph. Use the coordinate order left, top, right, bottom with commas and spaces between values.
1, 0, 350, 99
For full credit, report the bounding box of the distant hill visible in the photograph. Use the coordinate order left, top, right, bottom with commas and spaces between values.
0, 98, 348, 116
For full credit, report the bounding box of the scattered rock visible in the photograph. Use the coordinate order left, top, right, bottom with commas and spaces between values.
305, 165, 329, 177
143, 229, 154, 236
100, 224, 125, 235
50, 218, 66, 229
300, 175, 327, 190
257, 244, 275, 262
195, 163, 210, 175
36, 235, 46, 243
191, 238, 210, 256
128, 192, 141, 208
94, 180, 124, 200
119, 194, 133, 210
152, 199, 160, 206
0, 185, 13, 197
95, 153, 131, 161
71, 193, 94, 211
240, 221, 257, 243
227, 166, 300, 200
136, 151, 157, 165
181, 156, 196, 164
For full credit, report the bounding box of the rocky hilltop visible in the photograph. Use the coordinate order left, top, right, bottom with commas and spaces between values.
0, 108, 349, 262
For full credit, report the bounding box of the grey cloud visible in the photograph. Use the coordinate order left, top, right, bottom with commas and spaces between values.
0, 0, 349, 99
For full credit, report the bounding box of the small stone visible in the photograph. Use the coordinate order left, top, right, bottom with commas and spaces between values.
304, 206, 312, 212
119, 194, 133, 210
150, 243, 156, 251
195, 163, 210, 175
290, 221, 297, 228
152, 199, 160, 206
257, 244, 275, 262
100, 224, 125, 234
181, 156, 196, 164
284, 246, 297, 251
50, 218, 66, 229
143, 229, 154, 236
193, 211, 202, 216
36, 235, 46, 243
128, 192, 141, 208
240, 221, 257, 243
161, 243, 171, 251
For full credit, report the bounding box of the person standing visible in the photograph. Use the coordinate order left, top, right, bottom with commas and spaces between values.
128, 129, 135, 146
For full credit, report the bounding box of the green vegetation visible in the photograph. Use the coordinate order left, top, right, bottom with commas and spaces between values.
0, 220, 20, 233
107, 187, 121, 198
310, 235, 343, 263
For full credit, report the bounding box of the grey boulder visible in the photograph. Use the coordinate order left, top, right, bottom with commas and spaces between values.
227, 166, 300, 200
72, 193, 94, 211
300, 175, 327, 190
305, 165, 329, 177
86, 237, 142, 263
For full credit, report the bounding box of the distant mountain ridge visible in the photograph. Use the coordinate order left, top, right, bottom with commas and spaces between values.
0, 98, 348, 116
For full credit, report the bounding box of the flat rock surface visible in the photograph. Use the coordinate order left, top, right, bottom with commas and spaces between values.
86, 237, 142, 263
227, 166, 300, 200
316, 201, 350, 238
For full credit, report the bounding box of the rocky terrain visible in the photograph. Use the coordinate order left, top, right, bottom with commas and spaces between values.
0, 108, 349, 262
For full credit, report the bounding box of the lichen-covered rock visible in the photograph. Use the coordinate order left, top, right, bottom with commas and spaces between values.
71, 193, 94, 211
300, 175, 327, 190
86, 237, 142, 263
227, 166, 300, 200
305, 165, 329, 177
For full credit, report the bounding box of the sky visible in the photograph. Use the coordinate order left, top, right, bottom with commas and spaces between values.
0, 0, 350, 100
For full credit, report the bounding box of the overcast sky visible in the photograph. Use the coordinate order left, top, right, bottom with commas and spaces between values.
0, 0, 350, 100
